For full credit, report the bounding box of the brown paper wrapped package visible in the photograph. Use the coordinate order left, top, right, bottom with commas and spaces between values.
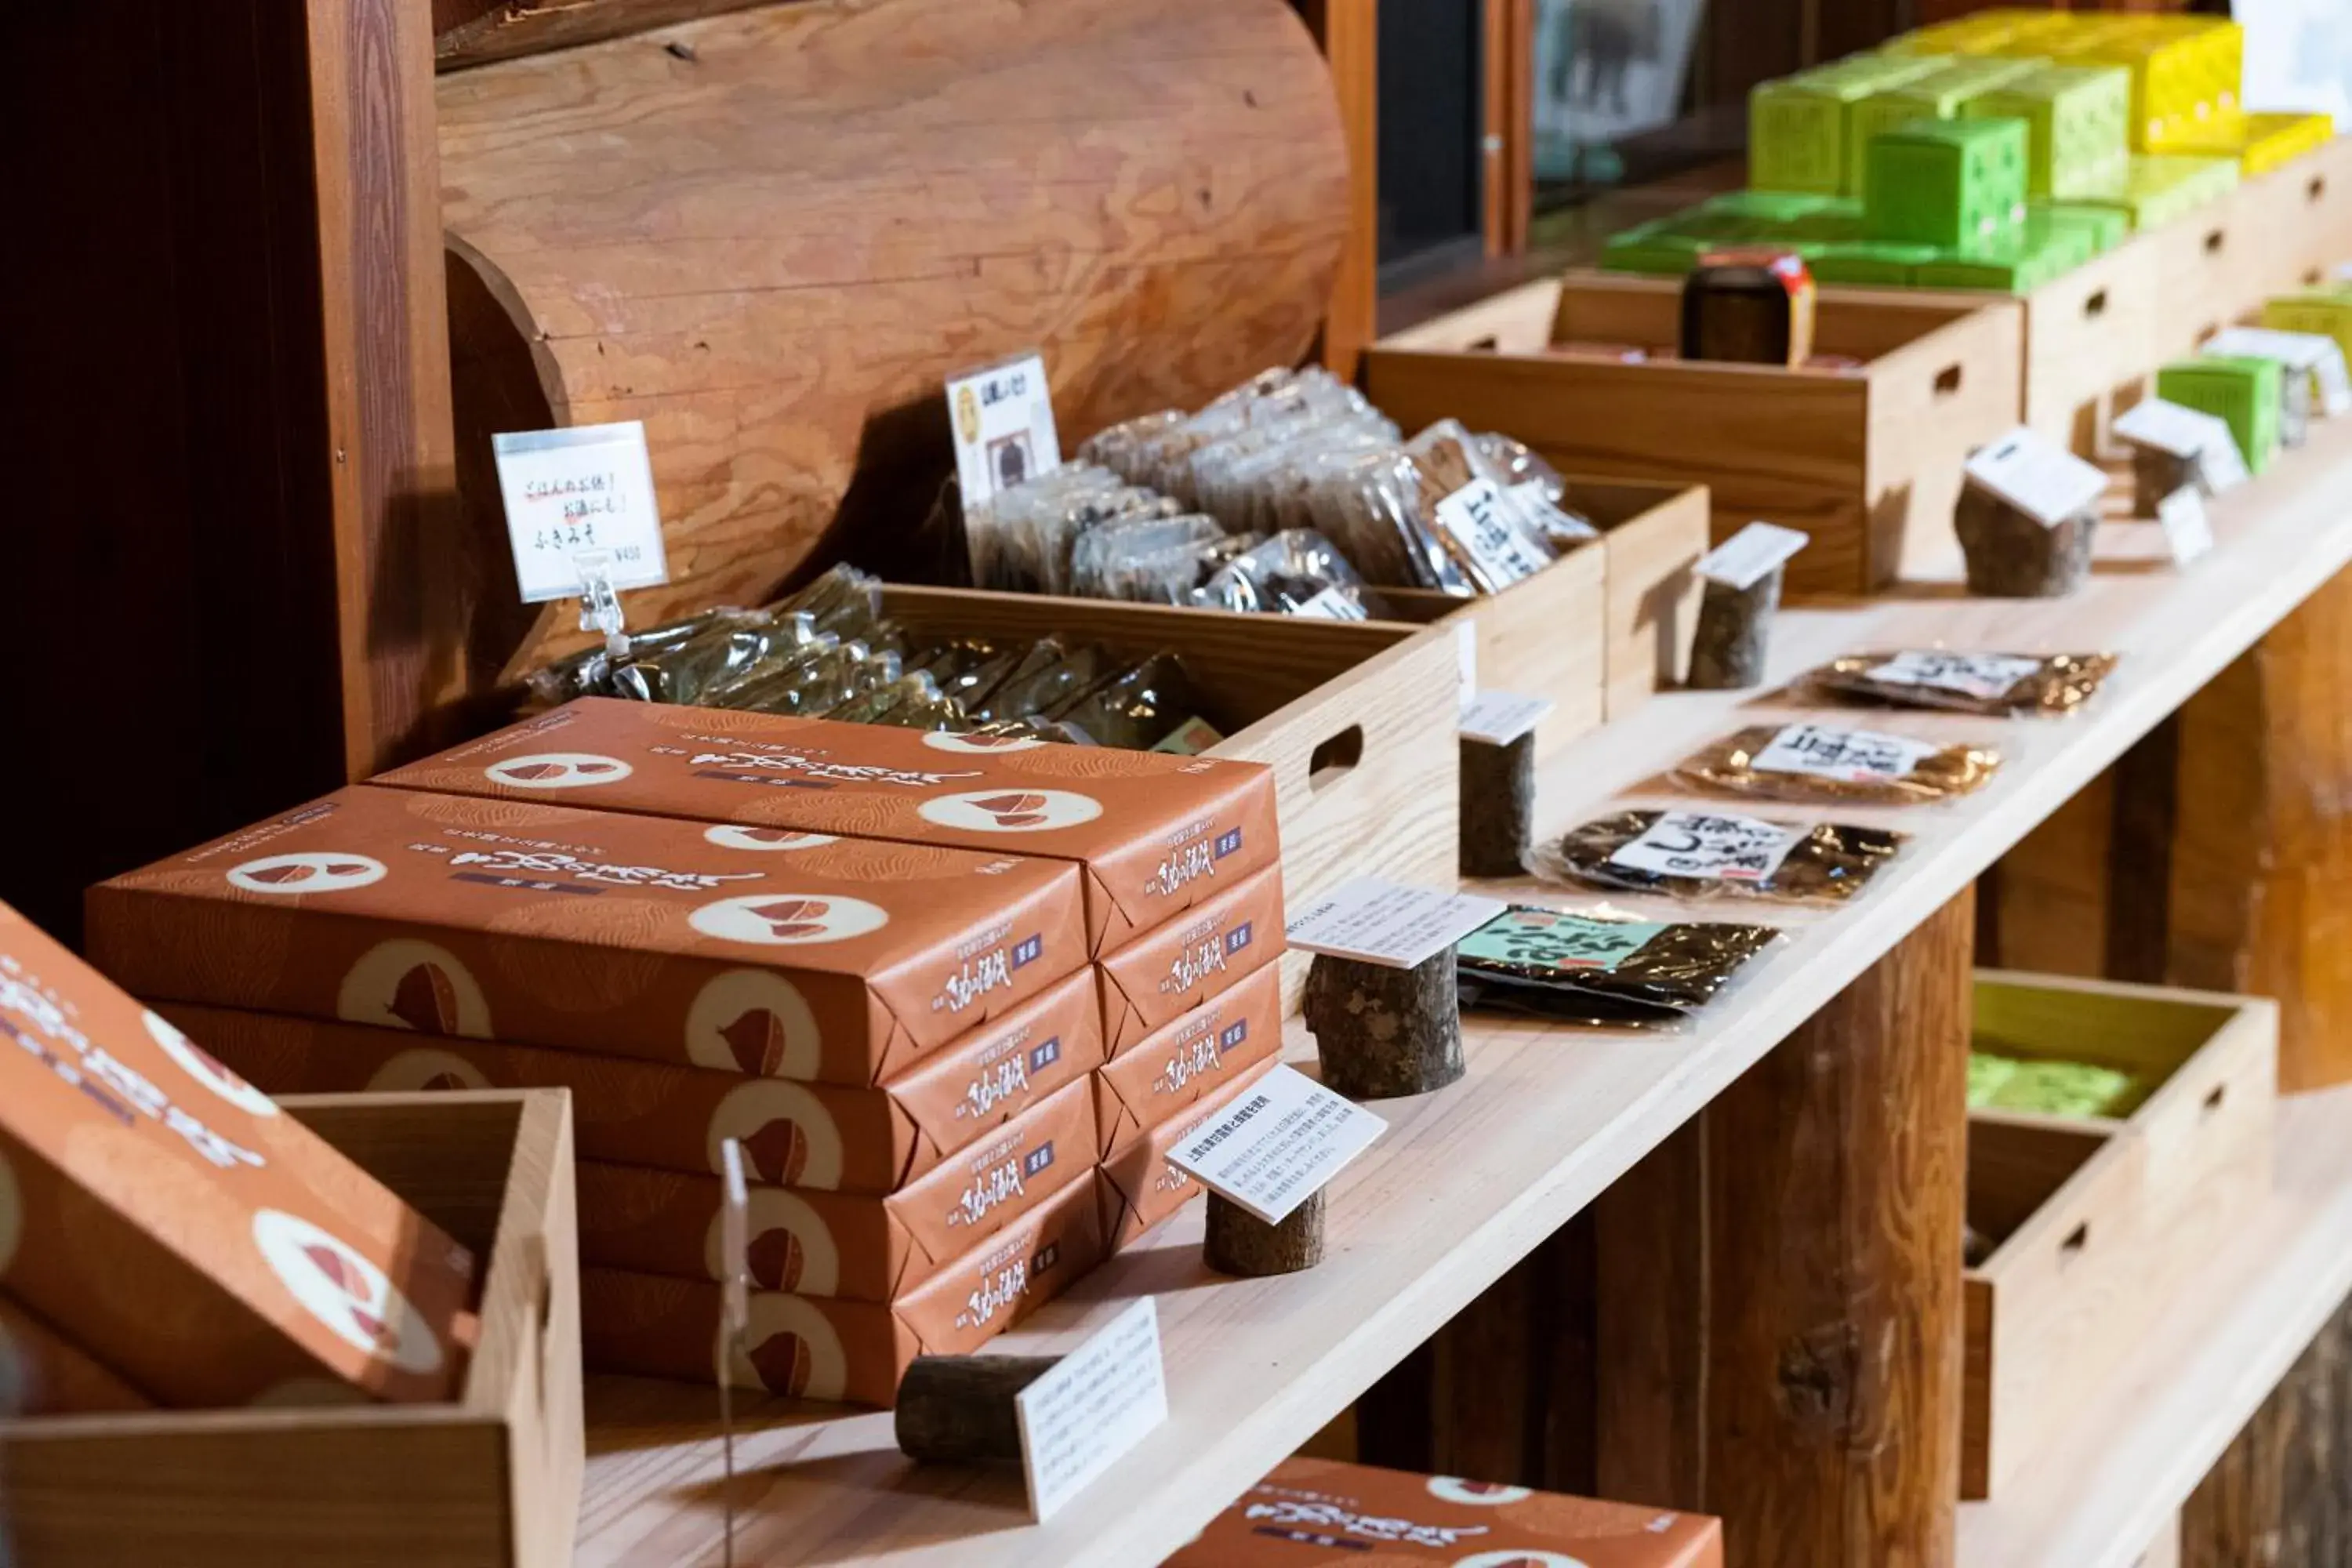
1164, 1458, 1724, 1566
0, 1290, 150, 1414
1098, 862, 1285, 1057
575, 1076, 1097, 1301
1094, 963, 1287, 1156
162, 966, 1103, 1196
375, 699, 1280, 956
87, 786, 1087, 1087
580, 1174, 1105, 1406
0, 902, 475, 1408
1099, 1054, 1284, 1250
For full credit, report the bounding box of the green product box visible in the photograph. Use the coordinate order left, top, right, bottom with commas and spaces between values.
1809, 242, 1940, 285
2030, 200, 2128, 256
2079, 152, 2239, 230
1599, 226, 1709, 277
2263, 290, 2352, 364
1866, 116, 2031, 249
1751, 56, 1950, 194
1965, 63, 2132, 199
2157, 356, 2283, 473
1844, 56, 2041, 194
1911, 234, 2073, 293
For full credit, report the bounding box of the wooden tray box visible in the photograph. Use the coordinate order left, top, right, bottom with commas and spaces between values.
1363, 272, 2024, 597
0, 1090, 582, 1568
1377, 476, 1709, 755
877, 587, 1461, 1007
1964, 972, 2279, 1501
1899, 233, 2162, 458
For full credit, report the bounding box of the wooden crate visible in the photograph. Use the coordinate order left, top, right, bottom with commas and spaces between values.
1964, 1115, 2150, 1502
1363, 272, 2024, 597
1963, 971, 2280, 1501
1898, 234, 2163, 459
1974, 971, 2278, 1255
0, 1089, 582, 1568
1377, 476, 1709, 753
878, 587, 1461, 1004
2293, 135, 2352, 285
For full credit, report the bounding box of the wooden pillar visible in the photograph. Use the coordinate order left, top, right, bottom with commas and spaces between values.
1294, 0, 1378, 381
1599, 891, 1973, 1568
2169, 571, 2352, 1091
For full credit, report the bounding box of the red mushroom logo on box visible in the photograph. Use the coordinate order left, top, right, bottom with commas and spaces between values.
227, 852, 388, 896
684, 970, 821, 1078
336, 939, 494, 1038
689, 894, 889, 946
143, 1011, 281, 1119
364, 1047, 494, 1094
708, 1080, 844, 1188
482, 752, 633, 790
1428, 1479, 1535, 1508
922, 731, 1047, 756
730, 1295, 848, 1400
252, 1208, 445, 1376
916, 789, 1103, 833
702, 825, 839, 854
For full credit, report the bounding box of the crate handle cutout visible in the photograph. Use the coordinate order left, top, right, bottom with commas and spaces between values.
1934, 363, 1965, 397
2081, 289, 2108, 321
2203, 1082, 2228, 1117
2203, 228, 2227, 256
1308, 724, 1365, 792
2310, 173, 2328, 205
1468, 335, 1501, 353
2060, 1221, 2090, 1261
2307, 267, 2326, 288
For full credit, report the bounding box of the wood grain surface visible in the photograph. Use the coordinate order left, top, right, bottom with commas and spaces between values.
435, 0, 779, 68
2181, 1293, 2352, 1568
436, 0, 1351, 701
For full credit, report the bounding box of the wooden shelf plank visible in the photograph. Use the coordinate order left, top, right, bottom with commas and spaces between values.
1957, 1085, 2352, 1568
574, 420, 2352, 1568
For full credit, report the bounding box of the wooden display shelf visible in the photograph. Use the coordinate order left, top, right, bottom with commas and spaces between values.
1955, 1084, 2352, 1568
572, 419, 2352, 1568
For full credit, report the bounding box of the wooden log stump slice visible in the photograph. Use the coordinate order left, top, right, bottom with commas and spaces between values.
894, 1353, 1060, 1465
1460, 732, 1535, 878
1306, 950, 1464, 1100
1203, 1190, 1326, 1277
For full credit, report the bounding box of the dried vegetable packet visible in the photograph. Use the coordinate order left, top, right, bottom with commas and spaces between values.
1193, 528, 1381, 616
1538, 808, 1904, 902
1454, 904, 1782, 1028
1672, 722, 2000, 804
1810, 651, 2118, 717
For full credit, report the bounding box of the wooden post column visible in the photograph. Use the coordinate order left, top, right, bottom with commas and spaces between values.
1602, 889, 1973, 1568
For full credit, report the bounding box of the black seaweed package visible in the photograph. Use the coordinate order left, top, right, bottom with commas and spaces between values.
1454, 905, 1780, 1027
1539, 808, 1903, 902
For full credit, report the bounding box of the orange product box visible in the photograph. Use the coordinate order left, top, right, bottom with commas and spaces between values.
574, 1076, 1096, 1302
372, 698, 1280, 957
1166, 1459, 1725, 1567
1099, 1053, 1284, 1251
1098, 862, 1284, 1057
1094, 961, 1287, 1156
161, 964, 1103, 1196
579, 1173, 1105, 1406
0, 1290, 150, 1414
0, 901, 476, 1408
86, 785, 1087, 1087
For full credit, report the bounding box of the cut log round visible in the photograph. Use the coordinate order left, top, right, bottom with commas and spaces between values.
1306, 950, 1465, 1100
437, 0, 1351, 695
1203, 1190, 1327, 1277
894, 1354, 1061, 1464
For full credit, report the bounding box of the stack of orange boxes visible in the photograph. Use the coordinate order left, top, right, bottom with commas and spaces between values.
88, 699, 1287, 1406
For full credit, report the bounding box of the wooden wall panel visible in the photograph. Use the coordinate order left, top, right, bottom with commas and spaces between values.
437, 0, 1352, 706
2182, 1292, 2352, 1568
1295, 0, 1379, 380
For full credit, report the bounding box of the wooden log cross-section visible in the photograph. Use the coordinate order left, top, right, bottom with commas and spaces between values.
433, 0, 1352, 721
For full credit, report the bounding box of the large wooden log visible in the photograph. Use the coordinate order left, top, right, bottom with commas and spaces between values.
436, 0, 1351, 693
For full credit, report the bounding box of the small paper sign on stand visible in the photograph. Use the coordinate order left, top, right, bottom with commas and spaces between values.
1013, 1299, 1168, 1523
1167, 1064, 1388, 1227
1695, 521, 1809, 590
948, 352, 1061, 514
2158, 485, 2216, 567
492, 421, 670, 648
1962, 427, 2108, 528
1286, 877, 1507, 971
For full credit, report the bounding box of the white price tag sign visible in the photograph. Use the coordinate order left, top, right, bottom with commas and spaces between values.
1166, 1064, 1387, 1225
949, 352, 1062, 513
1460, 690, 1554, 745
2158, 485, 2216, 566
1287, 877, 1508, 971
1014, 1299, 1167, 1523
2114, 396, 2233, 460
1696, 521, 1809, 590
1962, 426, 2107, 527
2205, 326, 2352, 416
492, 422, 670, 604
1607, 810, 1802, 884
1863, 650, 2044, 702
1751, 723, 1939, 785
1435, 478, 1549, 585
